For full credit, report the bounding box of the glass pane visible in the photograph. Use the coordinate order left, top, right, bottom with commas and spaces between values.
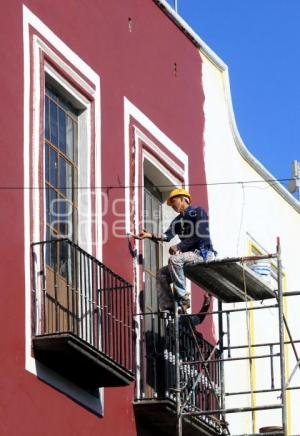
60, 203, 67, 238
58, 197, 72, 238
46, 87, 58, 102
45, 144, 49, 182
59, 240, 71, 279
66, 162, 73, 202
144, 190, 152, 231
151, 276, 158, 311
150, 240, 156, 273
45, 186, 50, 225
45, 96, 50, 140
50, 188, 58, 230
58, 108, 66, 154
73, 121, 78, 163
58, 96, 69, 111
60, 156, 66, 196
66, 116, 74, 160
144, 239, 150, 270
49, 148, 58, 188
49, 238, 58, 270
144, 273, 151, 312
152, 197, 161, 235
59, 159, 74, 203
50, 99, 58, 146
143, 181, 163, 314
45, 86, 78, 246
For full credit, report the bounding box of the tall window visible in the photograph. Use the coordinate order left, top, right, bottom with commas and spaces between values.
43, 83, 80, 328
44, 84, 78, 243
143, 177, 163, 312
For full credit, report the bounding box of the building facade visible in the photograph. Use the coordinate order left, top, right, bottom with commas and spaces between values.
0, 0, 299, 435
201, 31, 300, 434
1, 1, 214, 435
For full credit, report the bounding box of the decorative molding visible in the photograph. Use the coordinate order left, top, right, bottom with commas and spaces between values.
23, 5, 102, 413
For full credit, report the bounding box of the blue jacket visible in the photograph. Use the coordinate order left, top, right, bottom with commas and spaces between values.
163, 205, 214, 256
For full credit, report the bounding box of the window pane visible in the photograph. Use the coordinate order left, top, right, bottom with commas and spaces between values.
50, 188, 58, 230
49, 148, 58, 188
60, 156, 66, 196
58, 95, 69, 111
45, 227, 59, 269
49, 237, 58, 269
45, 186, 50, 224
45, 85, 78, 245
50, 100, 58, 146
46, 88, 58, 102
58, 197, 67, 236
45, 144, 49, 182
58, 108, 66, 154
60, 157, 73, 201
73, 121, 78, 163
45, 96, 50, 140
59, 240, 71, 279
66, 162, 73, 202
66, 115, 74, 160
58, 197, 72, 237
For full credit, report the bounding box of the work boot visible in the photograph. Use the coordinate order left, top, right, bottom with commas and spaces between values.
178, 298, 190, 313
158, 303, 174, 313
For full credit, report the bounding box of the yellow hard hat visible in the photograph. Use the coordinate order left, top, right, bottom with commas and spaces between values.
167, 188, 191, 205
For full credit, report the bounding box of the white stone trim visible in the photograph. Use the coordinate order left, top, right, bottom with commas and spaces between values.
124, 98, 190, 399
23, 5, 102, 413
124, 97, 189, 234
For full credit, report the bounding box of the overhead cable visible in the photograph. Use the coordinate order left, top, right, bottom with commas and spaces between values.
0, 177, 296, 190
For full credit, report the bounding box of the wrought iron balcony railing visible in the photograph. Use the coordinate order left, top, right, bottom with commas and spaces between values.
31, 238, 135, 388
135, 312, 223, 435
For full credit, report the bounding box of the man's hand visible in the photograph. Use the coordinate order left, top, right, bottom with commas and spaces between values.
132, 229, 152, 240
169, 245, 179, 255
203, 292, 212, 305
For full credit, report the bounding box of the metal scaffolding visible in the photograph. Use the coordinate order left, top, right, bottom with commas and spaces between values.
174, 237, 300, 435
134, 238, 300, 435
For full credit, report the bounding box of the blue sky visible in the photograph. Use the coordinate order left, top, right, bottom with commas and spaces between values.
167, 0, 300, 193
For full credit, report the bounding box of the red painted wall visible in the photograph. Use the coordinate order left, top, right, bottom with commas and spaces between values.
0, 0, 210, 435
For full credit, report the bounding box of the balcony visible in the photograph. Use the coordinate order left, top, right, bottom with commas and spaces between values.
31, 239, 135, 388
134, 312, 224, 435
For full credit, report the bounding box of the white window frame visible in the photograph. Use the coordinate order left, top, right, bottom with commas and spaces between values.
23, 6, 102, 413
123, 98, 189, 399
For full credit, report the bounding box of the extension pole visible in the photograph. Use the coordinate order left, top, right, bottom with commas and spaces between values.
174, 301, 182, 436
277, 237, 287, 435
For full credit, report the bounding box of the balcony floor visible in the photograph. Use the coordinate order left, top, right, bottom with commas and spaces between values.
33, 333, 135, 388
134, 399, 223, 436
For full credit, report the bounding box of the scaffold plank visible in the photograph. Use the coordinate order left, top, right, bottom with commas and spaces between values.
184, 259, 276, 303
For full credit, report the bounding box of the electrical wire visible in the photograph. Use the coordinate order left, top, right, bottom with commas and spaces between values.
0, 177, 297, 190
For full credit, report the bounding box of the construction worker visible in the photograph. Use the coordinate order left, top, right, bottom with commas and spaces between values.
135, 188, 216, 312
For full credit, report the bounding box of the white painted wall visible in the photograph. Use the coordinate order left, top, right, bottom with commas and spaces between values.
201, 50, 300, 435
